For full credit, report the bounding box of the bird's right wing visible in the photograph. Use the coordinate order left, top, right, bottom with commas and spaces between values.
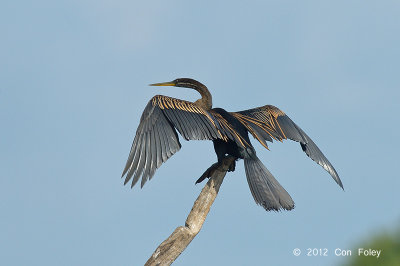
122, 95, 228, 188
232, 105, 343, 189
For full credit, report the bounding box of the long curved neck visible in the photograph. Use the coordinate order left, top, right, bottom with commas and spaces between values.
192, 83, 212, 110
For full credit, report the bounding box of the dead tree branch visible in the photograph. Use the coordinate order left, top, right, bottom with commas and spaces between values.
145, 156, 236, 266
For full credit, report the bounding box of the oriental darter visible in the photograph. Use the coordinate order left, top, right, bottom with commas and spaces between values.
121, 78, 343, 211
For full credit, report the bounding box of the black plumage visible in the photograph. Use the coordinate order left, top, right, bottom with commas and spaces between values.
122, 78, 343, 211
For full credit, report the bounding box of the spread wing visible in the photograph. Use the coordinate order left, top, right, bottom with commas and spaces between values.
232, 105, 343, 189
122, 95, 230, 188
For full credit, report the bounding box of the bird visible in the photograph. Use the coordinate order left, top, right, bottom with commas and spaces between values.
121, 78, 343, 211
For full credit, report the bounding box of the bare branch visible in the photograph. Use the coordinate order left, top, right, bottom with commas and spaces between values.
145, 156, 236, 266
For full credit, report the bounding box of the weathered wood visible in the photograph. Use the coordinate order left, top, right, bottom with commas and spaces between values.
145, 156, 236, 266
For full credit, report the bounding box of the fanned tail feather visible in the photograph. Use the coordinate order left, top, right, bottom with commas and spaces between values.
244, 156, 294, 211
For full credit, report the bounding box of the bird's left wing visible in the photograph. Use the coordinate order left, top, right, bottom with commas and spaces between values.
232, 105, 343, 189
122, 95, 227, 188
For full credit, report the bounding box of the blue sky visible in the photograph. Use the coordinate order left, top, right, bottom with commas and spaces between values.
1, 1, 399, 265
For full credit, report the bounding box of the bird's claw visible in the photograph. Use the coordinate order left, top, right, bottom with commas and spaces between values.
195, 162, 219, 184
195, 157, 236, 184
228, 159, 236, 172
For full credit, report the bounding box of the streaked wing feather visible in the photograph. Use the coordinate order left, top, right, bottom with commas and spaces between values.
122, 95, 230, 188
140, 131, 152, 187
189, 113, 208, 139
123, 130, 146, 185
148, 129, 157, 180
197, 114, 218, 138
177, 110, 198, 139
153, 123, 163, 169
131, 133, 147, 187
233, 105, 343, 188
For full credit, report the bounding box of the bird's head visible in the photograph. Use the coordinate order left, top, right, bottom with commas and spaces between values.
150, 78, 205, 90
149, 78, 212, 109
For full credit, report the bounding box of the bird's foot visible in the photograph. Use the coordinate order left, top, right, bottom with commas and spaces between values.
195, 156, 237, 184
195, 162, 220, 184
227, 159, 236, 172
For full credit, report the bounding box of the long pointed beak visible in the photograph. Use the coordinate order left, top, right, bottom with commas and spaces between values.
149, 81, 176, 87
